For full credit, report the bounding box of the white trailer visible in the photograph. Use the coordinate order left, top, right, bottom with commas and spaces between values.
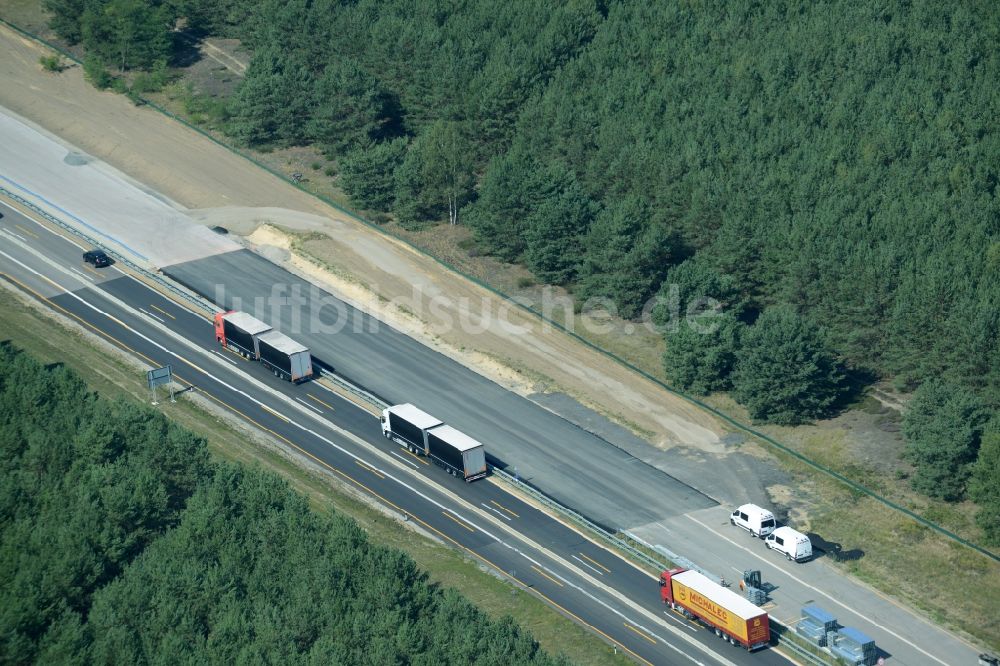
381, 404, 487, 481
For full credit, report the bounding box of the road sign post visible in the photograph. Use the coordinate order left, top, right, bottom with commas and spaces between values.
146, 365, 172, 405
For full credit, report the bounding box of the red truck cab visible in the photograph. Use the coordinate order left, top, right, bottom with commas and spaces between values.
213, 311, 227, 345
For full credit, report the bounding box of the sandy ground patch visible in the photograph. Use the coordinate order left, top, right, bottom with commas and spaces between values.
0, 22, 723, 451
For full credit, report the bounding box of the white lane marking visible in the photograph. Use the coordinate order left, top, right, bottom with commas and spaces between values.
293, 414, 714, 664
662, 610, 699, 633
61, 233, 88, 250
0, 222, 24, 241
1, 250, 112, 320
443, 509, 478, 531
685, 514, 950, 666
295, 396, 323, 414
390, 451, 419, 469
482, 503, 512, 521
123, 273, 210, 321
572, 554, 603, 576
60, 268, 728, 666
68, 267, 93, 282
0, 248, 266, 409
260, 403, 290, 423
0, 209, 212, 325
0, 205, 57, 238
211, 350, 238, 366
507, 553, 711, 664
139, 307, 165, 323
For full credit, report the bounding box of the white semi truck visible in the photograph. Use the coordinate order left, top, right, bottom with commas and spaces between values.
381, 403, 487, 481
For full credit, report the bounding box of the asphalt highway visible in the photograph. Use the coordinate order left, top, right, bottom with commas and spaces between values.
164, 250, 719, 532
0, 204, 792, 666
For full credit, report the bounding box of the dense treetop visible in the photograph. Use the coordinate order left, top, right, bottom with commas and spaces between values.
41, 0, 1000, 516
0, 343, 563, 663
227, 0, 998, 409
46, 0, 999, 409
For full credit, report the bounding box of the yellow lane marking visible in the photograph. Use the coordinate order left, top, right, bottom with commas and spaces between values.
355, 460, 385, 479
0, 271, 217, 390
306, 393, 334, 410
33, 269, 72, 293
83, 264, 103, 277
442, 511, 475, 533
490, 499, 519, 518
14, 224, 39, 239
149, 303, 176, 320
261, 403, 290, 423
0, 270, 655, 666
580, 553, 611, 573
624, 623, 657, 645
0, 272, 159, 367
402, 448, 429, 465
199, 392, 652, 666
530, 565, 565, 587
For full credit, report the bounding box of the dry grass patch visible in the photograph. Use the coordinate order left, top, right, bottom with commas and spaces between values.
771, 448, 1000, 651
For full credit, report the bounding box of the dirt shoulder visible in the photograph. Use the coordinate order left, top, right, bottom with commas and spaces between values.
0, 23, 724, 453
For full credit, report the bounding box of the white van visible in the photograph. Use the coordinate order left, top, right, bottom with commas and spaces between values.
765, 526, 813, 562
730, 503, 776, 537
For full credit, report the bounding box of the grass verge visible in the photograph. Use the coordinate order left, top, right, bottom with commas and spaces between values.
0, 283, 632, 665
766, 443, 1000, 651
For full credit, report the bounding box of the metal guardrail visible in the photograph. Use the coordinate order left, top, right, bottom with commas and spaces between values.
771, 622, 838, 666
490, 467, 673, 573
489, 469, 835, 661
316, 367, 387, 411
778, 637, 834, 666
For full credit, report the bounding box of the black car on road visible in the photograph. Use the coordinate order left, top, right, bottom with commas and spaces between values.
83, 249, 111, 267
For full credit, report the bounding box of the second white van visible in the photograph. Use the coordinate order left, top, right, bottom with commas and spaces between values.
730, 503, 776, 537
765, 526, 813, 562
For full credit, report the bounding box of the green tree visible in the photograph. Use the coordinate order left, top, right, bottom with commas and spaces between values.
394, 121, 474, 226
307, 57, 391, 155
339, 138, 408, 211
663, 311, 742, 395
523, 166, 594, 284
44, 0, 87, 43
80, 0, 173, 73
463, 145, 546, 262
0, 344, 209, 662
902, 380, 988, 501
82, 54, 114, 89
970, 430, 1000, 545
731, 306, 845, 425
171, 0, 254, 37
655, 258, 741, 322
0, 343, 562, 664
576, 195, 674, 319
228, 47, 313, 146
